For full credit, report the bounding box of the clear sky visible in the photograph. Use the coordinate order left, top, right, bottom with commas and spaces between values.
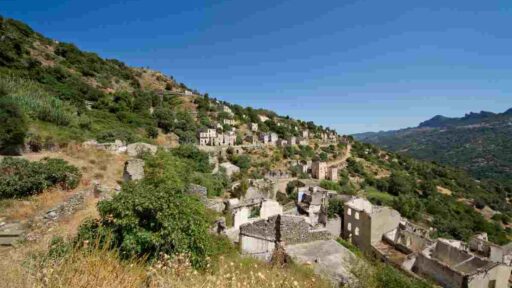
3, 0, 512, 134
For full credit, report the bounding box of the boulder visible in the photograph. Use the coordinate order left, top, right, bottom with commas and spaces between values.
123, 159, 145, 181
126, 142, 157, 157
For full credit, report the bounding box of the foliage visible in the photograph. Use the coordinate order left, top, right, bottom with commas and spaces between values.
327, 198, 344, 218
78, 152, 213, 269
170, 145, 212, 173
0, 97, 27, 155
0, 157, 81, 198
320, 180, 341, 192
229, 155, 251, 171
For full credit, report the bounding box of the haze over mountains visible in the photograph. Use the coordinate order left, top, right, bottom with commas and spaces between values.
354, 108, 512, 185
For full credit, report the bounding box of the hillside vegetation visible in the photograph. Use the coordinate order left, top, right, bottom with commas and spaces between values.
1, 15, 511, 287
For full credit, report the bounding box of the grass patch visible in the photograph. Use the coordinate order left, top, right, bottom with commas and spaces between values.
365, 186, 395, 206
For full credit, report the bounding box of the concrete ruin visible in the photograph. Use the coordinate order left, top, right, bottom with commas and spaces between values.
468, 233, 512, 266
343, 197, 401, 252
239, 214, 332, 260
413, 239, 512, 288
229, 198, 283, 230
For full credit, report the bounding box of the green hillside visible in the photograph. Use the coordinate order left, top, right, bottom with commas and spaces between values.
354, 110, 512, 185
2, 15, 512, 246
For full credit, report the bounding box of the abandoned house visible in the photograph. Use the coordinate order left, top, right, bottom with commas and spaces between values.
239, 214, 332, 260
228, 198, 283, 230
343, 197, 401, 252
412, 239, 512, 288
312, 161, 328, 180
468, 233, 512, 265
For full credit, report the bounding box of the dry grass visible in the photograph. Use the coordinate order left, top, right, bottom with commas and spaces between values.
0, 188, 69, 221
1, 146, 126, 221
0, 240, 330, 288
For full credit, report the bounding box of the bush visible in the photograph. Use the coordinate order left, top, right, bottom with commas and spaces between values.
0, 97, 27, 155
327, 198, 344, 218
0, 157, 81, 198
320, 180, 341, 192
96, 129, 137, 143
77, 153, 214, 269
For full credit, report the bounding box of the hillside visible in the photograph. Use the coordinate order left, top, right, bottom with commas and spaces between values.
354, 109, 512, 185
2, 15, 512, 287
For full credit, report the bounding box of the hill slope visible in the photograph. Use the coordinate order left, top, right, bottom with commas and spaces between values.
354, 109, 512, 185
2, 15, 512, 287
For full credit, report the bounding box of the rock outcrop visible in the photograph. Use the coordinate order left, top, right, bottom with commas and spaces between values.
126, 142, 157, 157
123, 159, 145, 181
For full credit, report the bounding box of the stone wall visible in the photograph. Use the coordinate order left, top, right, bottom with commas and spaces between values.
413, 250, 466, 288
239, 215, 332, 245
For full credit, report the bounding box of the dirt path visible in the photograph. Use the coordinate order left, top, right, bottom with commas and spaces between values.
327, 143, 352, 167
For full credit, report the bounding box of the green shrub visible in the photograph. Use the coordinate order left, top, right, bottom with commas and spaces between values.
78, 153, 214, 269
96, 129, 137, 143
327, 198, 344, 218
0, 157, 81, 198
320, 180, 341, 192
0, 97, 27, 155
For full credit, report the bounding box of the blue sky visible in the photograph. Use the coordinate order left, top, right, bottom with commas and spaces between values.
3, 0, 512, 134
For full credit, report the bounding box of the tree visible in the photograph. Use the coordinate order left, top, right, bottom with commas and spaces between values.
388, 172, 415, 196
0, 98, 27, 155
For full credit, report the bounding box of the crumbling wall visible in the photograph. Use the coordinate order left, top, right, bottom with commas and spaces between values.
280, 215, 332, 245
395, 230, 433, 254
413, 251, 465, 288
325, 216, 342, 237
467, 264, 511, 288
239, 234, 275, 261
370, 207, 401, 245
432, 241, 472, 267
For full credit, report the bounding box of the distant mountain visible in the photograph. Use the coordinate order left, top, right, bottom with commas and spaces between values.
354, 108, 512, 185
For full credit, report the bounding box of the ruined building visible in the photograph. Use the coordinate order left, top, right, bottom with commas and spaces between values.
343, 197, 401, 252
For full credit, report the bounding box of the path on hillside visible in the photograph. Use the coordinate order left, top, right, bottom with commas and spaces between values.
327, 143, 352, 168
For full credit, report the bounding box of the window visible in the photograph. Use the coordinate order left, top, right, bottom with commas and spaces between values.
488, 280, 496, 288
355, 227, 359, 236
347, 208, 352, 216
355, 212, 360, 220
347, 223, 352, 231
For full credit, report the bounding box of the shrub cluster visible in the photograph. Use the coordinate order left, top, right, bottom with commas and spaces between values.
77, 151, 221, 269
0, 157, 81, 198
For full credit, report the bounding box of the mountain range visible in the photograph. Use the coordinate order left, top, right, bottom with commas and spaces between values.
354, 109, 512, 185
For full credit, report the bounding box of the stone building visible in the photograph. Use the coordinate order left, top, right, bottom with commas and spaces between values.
269, 133, 279, 145
251, 123, 258, 132
297, 137, 309, 146
413, 239, 512, 288
239, 214, 332, 260
198, 128, 217, 146
468, 233, 512, 265
223, 118, 237, 126
259, 133, 270, 144
327, 166, 338, 181
343, 197, 401, 252
276, 139, 288, 147
312, 161, 327, 180
301, 130, 309, 138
